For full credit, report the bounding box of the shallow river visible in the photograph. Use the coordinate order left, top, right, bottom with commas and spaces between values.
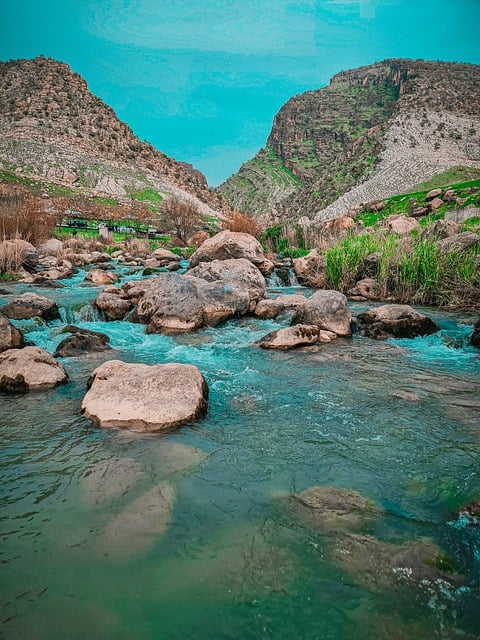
1, 268, 479, 639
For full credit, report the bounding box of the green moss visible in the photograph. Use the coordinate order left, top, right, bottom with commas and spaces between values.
424, 553, 459, 574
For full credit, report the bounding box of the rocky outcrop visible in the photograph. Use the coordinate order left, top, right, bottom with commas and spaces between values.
81, 360, 208, 432
136, 272, 250, 333
54, 325, 112, 357
292, 249, 326, 288
189, 231, 274, 275
0, 313, 25, 352
0, 346, 68, 391
38, 238, 64, 256
256, 324, 319, 350
292, 290, 352, 337
356, 304, 439, 339
1, 292, 60, 320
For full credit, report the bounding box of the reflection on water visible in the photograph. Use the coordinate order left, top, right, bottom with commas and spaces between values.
1, 271, 479, 639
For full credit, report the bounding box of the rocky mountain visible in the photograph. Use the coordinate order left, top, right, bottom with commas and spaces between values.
0, 56, 227, 218
218, 59, 480, 224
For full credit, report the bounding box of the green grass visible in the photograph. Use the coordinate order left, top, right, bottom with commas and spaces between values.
128, 188, 163, 210
92, 196, 117, 206
407, 167, 480, 192
324, 229, 479, 308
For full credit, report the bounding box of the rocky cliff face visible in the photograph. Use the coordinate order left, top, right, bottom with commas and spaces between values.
218, 59, 480, 223
0, 57, 227, 218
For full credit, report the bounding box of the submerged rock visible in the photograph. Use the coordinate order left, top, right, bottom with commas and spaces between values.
0, 312, 25, 352
292, 486, 383, 533
81, 457, 144, 505
331, 533, 460, 592
1, 292, 60, 321
0, 346, 69, 392
356, 304, 439, 339
54, 326, 112, 357
81, 360, 209, 432
102, 482, 175, 554
257, 324, 320, 350
455, 497, 480, 524
292, 290, 352, 337
189, 230, 274, 275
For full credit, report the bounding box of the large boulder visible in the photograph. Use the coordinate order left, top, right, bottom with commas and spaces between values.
384, 215, 421, 235
356, 304, 439, 339
471, 319, 480, 348
152, 248, 181, 262
81, 360, 208, 432
292, 249, 326, 288
254, 299, 286, 319
38, 238, 64, 256
0, 313, 25, 352
0, 346, 68, 392
256, 324, 320, 350
54, 325, 112, 358
188, 230, 274, 275
187, 258, 266, 309
292, 290, 352, 337
94, 292, 133, 321
1, 292, 60, 320
136, 272, 250, 333
420, 219, 460, 241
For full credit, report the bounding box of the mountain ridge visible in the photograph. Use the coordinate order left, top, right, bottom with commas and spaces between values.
218, 58, 480, 224
0, 56, 228, 218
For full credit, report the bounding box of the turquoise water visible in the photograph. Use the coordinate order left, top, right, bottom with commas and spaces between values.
1, 271, 479, 639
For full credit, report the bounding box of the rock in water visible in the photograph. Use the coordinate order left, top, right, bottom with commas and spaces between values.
94, 292, 132, 321
0, 312, 25, 352
102, 482, 175, 554
291, 486, 383, 533
81, 360, 209, 432
0, 346, 69, 391
330, 533, 460, 592
187, 257, 266, 309
292, 290, 352, 337
1, 292, 60, 320
54, 326, 112, 357
81, 457, 144, 504
189, 230, 274, 275
471, 318, 480, 348
256, 324, 320, 350
356, 304, 439, 339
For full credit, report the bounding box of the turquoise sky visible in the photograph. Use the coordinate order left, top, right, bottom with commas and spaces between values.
1, 1, 479, 186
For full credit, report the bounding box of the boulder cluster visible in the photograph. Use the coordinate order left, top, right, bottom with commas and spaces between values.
0, 230, 478, 434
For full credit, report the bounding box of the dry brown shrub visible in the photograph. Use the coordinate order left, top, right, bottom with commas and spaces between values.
161, 197, 203, 244
0, 186, 58, 244
0, 233, 24, 273
125, 237, 152, 258
223, 210, 262, 238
